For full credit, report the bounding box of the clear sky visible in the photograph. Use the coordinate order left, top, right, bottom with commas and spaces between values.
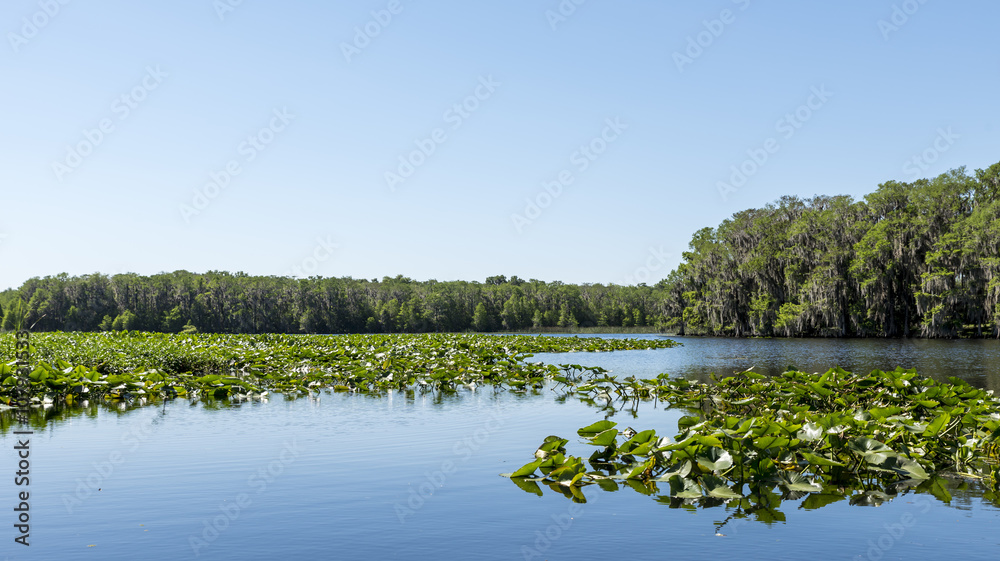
1, 0, 997, 290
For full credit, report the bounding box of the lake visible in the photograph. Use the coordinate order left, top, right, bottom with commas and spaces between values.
3, 335, 999, 560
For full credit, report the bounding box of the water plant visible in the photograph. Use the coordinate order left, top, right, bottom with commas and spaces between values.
504, 367, 1000, 518
0, 331, 678, 417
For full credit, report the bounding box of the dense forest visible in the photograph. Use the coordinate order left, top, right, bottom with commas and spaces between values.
660, 162, 1000, 338
2, 161, 998, 338
0, 272, 668, 334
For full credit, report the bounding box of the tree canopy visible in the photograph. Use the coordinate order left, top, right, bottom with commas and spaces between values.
659, 162, 1000, 338
0, 272, 665, 334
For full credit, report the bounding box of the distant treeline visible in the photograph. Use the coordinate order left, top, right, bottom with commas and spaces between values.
3, 161, 999, 338
0, 273, 671, 334
658, 162, 1000, 338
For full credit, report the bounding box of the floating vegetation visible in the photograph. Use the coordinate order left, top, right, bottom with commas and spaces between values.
0, 331, 679, 418
504, 367, 1000, 518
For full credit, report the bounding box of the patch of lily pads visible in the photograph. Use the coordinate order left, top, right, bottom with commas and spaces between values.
0, 331, 679, 427
504, 367, 1000, 518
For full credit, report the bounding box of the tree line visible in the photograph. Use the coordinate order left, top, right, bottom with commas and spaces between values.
0, 273, 670, 334
3, 161, 998, 338
659, 162, 1000, 338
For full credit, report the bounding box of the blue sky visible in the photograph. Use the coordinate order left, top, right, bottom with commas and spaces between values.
1, 0, 997, 290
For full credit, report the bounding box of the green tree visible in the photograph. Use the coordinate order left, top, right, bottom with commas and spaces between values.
472, 303, 492, 332
532, 309, 544, 328
162, 305, 187, 332
557, 303, 578, 328
111, 310, 138, 331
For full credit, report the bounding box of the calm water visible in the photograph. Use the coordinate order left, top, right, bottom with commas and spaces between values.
532, 334, 1000, 391
3, 336, 999, 560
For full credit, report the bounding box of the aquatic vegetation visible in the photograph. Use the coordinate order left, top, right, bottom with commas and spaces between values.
505, 367, 1000, 518
0, 331, 678, 416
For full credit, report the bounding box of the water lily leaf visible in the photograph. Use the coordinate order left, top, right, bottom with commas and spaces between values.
589, 428, 618, 447
900, 421, 928, 434
922, 413, 951, 437
659, 436, 698, 452
694, 434, 723, 448
800, 450, 845, 467
753, 435, 790, 449
677, 415, 703, 430
653, 436, 674, 451
883, 456, 929, 479
548, 464, 585, 484
848, 437, 895, 465
653, 461, 692, 482
625, 458, 656, 480
667, 475, 703, 499
589, 445, 616, 463
748, 457, 777, 478
777, 472, 822, 493
808, 382, 834, 397
578, 420, 616, 436
535, 437, 568, 458
869, 406, 903, 419
797, 422, 823, 441
619, 430, 657, 454
510, 459, 542, 478
623, 429, 657, 446
696, 447, 733, 472
701, 474, 742, 499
